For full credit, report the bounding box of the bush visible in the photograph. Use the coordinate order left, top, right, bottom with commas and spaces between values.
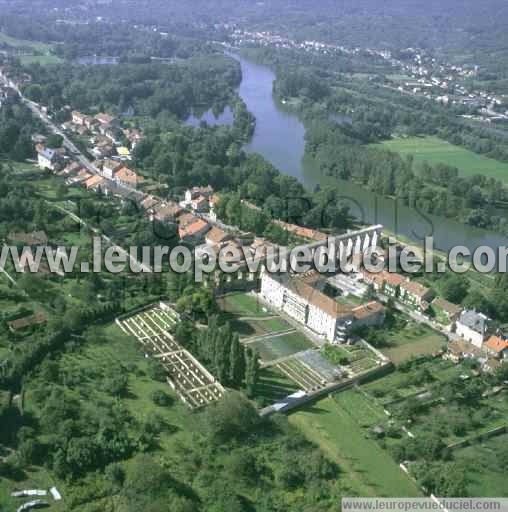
150, 390, 173, 407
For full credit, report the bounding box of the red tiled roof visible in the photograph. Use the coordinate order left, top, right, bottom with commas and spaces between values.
352, 301, 386, 320
180, 219, 209, 238
485, 336, 508, 354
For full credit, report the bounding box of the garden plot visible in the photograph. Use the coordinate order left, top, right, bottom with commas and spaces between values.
276, 350, 344, 392
117, 304, 224, 409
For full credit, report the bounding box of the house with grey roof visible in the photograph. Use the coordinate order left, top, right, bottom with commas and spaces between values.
456, 309, 491, 348
37, 147, 59, 171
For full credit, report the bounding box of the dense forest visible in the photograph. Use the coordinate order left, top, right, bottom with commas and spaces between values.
0, 101, 40, 161
22, 56, 242, 121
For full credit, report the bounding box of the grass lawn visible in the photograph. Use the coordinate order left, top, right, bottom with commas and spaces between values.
228, 316, 292, 339
453, 433, 508, 497
373, 136, 508, 183
248, 331, 312, 362
217, 292, 272, 318
376, 316, 447, 364
289, 396, 422, 497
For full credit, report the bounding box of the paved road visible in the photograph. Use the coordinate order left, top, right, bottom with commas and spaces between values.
0, 73, 100, 176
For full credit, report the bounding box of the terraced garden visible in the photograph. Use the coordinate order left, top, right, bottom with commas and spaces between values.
117, 304, 224, 409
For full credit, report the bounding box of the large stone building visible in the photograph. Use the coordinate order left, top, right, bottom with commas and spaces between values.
260, 272, 385, 344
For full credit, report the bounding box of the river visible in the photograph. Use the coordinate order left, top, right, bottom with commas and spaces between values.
225, 51, 508, 254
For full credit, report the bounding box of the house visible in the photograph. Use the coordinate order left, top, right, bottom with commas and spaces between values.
141, 195, 160, 213
178, 212, 199, 228
445, 338, 486, 364
191, 195, 209, 212
56, 161, 83, 177
351, 301, 386, 328
105, 126, 124, 145
123, 128, 143, 148
398, 280, 434, 309
117, 146, 131, 159
114, 167, 143, 188
456, 310, 491, 348
84, 175, 105, 191
184, 185, 214, 203
37, 147, 59, 171
260, 272, 354, 343
102, 159, 122, 179
84, 116, 99, 130
95, 112, 117, 126
31, 134, 47, 144
361, 270, 432, 310
152, 203, 183, 223
484, 336, 508, 360
67, 168, 92, 186
273, 219, 328, 242
178, 218, 211, 241
92, 144, 115, 159
432, 298, 463, 324
205, 226, 231, 246
71, 110, 87, 125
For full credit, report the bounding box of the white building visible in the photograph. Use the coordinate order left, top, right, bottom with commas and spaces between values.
456, 310, 490, 348
37, 147, 58, 171
260, 273, 354, 343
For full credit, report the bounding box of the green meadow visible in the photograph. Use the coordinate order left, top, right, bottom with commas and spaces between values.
374, 136, 508, 183
0, 31, 62, 64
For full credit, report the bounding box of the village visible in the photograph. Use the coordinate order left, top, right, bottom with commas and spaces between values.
6, 94, 507, 407
229, 29, 508, 122
1, 43, 508, 508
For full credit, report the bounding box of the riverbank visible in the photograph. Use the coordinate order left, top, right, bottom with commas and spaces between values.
225, 50, 508, 256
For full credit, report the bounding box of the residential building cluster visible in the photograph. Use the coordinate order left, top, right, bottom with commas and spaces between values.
65, 110, 141, 161
446, 309, 508, 372
228, 30, 506, 123
361, 269, 434, 310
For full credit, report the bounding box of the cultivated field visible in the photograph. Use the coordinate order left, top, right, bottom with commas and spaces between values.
117, 304, 224, 409
374, 136, 508, 183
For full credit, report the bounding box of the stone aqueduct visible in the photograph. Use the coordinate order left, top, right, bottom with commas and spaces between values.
209, 224, 384, 290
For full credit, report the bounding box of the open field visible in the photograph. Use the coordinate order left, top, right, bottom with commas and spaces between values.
289, 395, 422, 497
0, 31, 62, 64
371, 315, 447, 364
373, 136, 508, 183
